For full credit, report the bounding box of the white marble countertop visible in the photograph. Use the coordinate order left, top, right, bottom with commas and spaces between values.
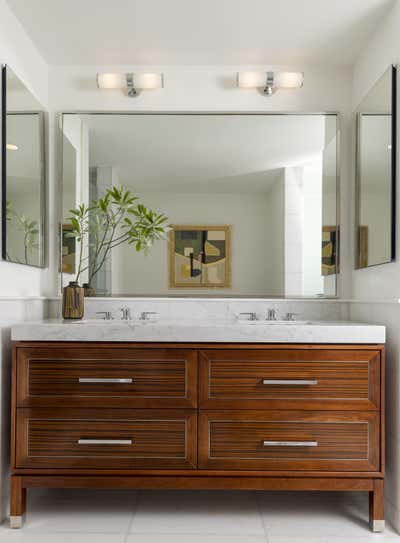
11, 319, 386, 344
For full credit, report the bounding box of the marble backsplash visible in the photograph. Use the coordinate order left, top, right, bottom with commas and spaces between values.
48, 297, 350, 322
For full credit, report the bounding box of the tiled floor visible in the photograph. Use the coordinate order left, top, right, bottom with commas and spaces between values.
0, 489, 399, 542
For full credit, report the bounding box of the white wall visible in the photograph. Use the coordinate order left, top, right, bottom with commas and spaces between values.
111, 192, 271, 296
352, 0, 400, 301
0, 0, 49, 296
0, 0, 51, 522
351, 0, 400, 532
49, 64, 352, 297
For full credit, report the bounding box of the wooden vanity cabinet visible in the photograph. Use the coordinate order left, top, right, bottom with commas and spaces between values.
10, 342, 385, 531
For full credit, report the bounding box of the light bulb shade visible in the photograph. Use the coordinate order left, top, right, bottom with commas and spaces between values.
274, 72, 304, 89
237, 72, 267, 88
133, 73, 163, 90
96, 73, 126, 89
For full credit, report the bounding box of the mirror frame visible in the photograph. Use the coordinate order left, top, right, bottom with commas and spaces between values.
355, 64, 397, 269
1, 64, 47, 268
59, 111, 341, 299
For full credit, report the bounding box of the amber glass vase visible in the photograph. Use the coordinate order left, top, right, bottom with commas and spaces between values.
62, 281, 84, 320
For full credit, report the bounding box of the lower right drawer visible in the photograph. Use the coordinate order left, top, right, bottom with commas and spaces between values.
198, 411, 380, 472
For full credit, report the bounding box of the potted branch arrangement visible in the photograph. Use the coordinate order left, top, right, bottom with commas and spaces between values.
62, 185, 169, 319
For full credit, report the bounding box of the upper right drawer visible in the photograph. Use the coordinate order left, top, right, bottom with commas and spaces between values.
199, 348, 381, 410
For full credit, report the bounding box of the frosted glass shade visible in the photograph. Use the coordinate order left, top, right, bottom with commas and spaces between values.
237, 72, 267, 88
274, 72, 304, 89
96, 73, 126, 89
133, 73, 163, 90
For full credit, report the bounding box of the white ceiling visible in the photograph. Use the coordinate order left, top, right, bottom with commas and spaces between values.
62, 113, 337, 193
6, 0, 393, 66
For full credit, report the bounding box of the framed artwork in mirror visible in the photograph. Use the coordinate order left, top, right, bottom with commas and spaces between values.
355, 64, 397, 269
322, 226, 338, 276
169, 225, 231, 288
1, 65, 46, 268
61, 224, 76, 274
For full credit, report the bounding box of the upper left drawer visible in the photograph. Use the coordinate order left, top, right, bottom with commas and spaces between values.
14, 345, 197, 408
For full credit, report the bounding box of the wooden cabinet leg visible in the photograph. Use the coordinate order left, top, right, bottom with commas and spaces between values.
10, 476, 26, 529
369, 479, 384, 532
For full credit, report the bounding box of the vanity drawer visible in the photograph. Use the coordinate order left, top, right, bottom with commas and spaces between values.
199, 349, 381, 410
15, 408, 197, 469
198, 411, 380, 472
15, 346, 197, 408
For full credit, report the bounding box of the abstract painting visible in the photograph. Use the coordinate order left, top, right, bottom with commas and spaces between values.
169, 225, 231, 288
321, 226, 338, 276
62, 224, 76, 275
358, 225, 368, 268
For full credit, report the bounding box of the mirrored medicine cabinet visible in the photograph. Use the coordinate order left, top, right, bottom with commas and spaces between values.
1, 65, 46, 268
355, 64, 397, 269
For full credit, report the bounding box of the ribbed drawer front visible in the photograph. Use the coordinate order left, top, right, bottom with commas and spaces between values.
199, 411, 380, 471
199, 349, 380, 410
16, 346, 197, 408
16, 409, 197, 469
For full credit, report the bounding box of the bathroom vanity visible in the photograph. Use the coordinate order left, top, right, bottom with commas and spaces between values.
10, 320, 385, 531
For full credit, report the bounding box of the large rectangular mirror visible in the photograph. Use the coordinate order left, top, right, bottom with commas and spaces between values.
1, 65, 46, 267
355, 65, 397, 269
61, 113, 339, 298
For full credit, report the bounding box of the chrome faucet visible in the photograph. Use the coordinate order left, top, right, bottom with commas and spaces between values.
266, 308, 277, 321
140, 311, 158, 321
96, 311, 113, 320
238, 312, 257, 321
120, 307, 132, 321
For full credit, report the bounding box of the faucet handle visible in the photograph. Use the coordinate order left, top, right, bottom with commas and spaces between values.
238, 312, 257, 321
140, 311, 159, 321
284, 312, 299, 322
96, 311, 113, 321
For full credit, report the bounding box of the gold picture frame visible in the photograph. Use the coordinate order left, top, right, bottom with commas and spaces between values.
169, 225, 231, 288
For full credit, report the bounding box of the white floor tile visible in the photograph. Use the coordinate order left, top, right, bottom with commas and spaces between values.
22, 489, 138, 533
130, 490, 265, 535
0, 489, 398, 541
0, 531, 125, 543
268, 537, 328, 543
126, 536, 267, 543
258, 491, 373, 537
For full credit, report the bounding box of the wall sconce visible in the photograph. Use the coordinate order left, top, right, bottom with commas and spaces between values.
96, 72, 164, 97
237, 71, 304, 96
6, 143, 18, 151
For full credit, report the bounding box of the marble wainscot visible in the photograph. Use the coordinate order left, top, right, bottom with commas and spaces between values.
47, 297, 350, 322
12, 318, 385, 344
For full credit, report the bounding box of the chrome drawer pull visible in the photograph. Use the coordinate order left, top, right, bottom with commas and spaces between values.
262, 379, 318, 386
78, 378, 133, 384
78, 439, 133, 445
263, 440, 318, 447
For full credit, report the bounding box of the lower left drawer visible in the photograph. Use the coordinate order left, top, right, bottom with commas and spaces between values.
15, 408, 197, 470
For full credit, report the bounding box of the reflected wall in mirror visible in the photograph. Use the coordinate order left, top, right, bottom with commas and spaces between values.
61, 113, 339, 298
1, 65, 46, 267
355, 65, 396, 269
